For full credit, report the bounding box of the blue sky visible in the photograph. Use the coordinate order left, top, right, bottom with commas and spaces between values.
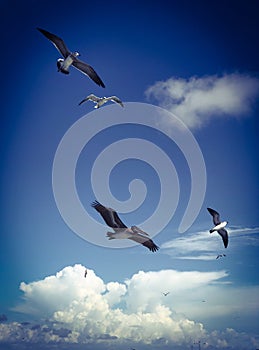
0, 0, 259, 349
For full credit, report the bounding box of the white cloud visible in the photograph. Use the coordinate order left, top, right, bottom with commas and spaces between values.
145, 73, 259, 129
14, 264, 106, 316
161, 226, 259, 260
4, 264, 258, 349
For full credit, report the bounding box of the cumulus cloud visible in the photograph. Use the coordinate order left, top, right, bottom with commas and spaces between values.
2, 264, 258, 349
145, 73, 259, 129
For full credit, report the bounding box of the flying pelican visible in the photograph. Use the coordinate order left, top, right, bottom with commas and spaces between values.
91, 201, 159, 252
79, 94, 124, 108
163, 292, 170, 296
207, 208, 229, 248
37, 28, 105, 87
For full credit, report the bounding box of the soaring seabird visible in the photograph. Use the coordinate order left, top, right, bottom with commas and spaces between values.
91, 201, 159, 252
163, 292, 170, 296
79, 94, 124, 108
37, 28, 105, 87
216, 253, 226, 259
207, 207, 229, 248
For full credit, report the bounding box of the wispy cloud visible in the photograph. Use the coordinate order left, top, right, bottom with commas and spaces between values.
145, 73, 259, 129
161, 227, 259, 260
3, 264, 258, 349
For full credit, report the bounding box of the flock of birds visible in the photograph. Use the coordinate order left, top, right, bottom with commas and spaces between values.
37, 28, 124, 109
37, 27, 229, 256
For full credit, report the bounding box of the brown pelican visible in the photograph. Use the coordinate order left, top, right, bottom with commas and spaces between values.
37, 28, 105, 87
207, 208, 229, 248
79, 94, 124, 108
91, 201, 159, 252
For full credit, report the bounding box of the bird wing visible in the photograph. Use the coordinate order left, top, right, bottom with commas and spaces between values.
128, 231, 159, 252
109, 96, 124, 107
72, 58, 105, 87
217, 228, 228, 248
207, 207, 221, 225
91, 201, 127, 228
37, 28, 70, 58
112, 211, 128, 228
131, 225, 149, 236
78, 94, 100, 105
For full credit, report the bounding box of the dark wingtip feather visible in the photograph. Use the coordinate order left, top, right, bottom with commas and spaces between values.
151, 244, 160, 252
147, 243, 159, 252
36, 27, 49, 36
91, 200, 100, 208
98, 78, 105, 88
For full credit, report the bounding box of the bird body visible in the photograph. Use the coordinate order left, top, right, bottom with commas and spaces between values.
216, 254, 226, 259
91, 201, 159, 252
210, 221, 228, 233
106, 228, 133, 240
79, 94, 124, 108
207, 207, 229, 248
37, 28, 105, 87
57, 54, 78, 74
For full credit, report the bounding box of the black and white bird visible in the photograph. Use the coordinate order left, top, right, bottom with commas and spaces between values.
207, 208, 229, 248
216, 253, 226, 259
79, 94, 124, 108
37, 28, 105, 87
91, 201, 159, 252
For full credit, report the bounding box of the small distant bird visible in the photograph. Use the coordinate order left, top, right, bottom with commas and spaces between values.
202, 300, 206, 303
37, 28, 105, 87
207, 208, 229, 248
84, 269, 87, 278
216, 253, 226, 259
91, 201, 159, 252
163, 292, 170, 296
79, 94, 124, 108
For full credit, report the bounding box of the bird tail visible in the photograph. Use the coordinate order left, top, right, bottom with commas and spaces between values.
106, 232, 115, 240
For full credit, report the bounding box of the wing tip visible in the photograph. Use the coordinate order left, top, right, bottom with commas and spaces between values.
36, 27, 48, 35
148, 243, 160, 252
91, 200, 101, 209
151, 245, 160, 252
